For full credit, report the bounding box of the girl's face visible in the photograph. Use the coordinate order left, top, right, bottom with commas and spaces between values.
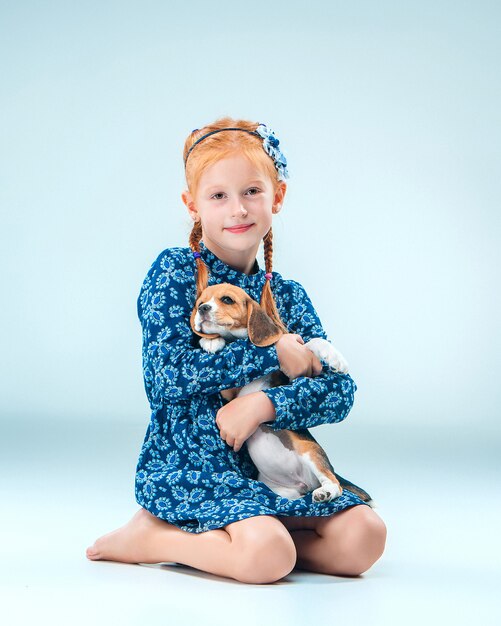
182, 153, 286, 271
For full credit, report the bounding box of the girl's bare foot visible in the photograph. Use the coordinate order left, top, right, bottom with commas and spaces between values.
86, 507, 180, 564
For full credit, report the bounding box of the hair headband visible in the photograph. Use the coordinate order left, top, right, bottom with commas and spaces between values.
184, 123, 289, 181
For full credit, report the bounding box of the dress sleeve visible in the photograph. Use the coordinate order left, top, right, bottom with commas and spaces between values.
138, 248, 282, 410
260, 280, 358, 430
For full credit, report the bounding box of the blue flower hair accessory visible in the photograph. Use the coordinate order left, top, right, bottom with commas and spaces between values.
255, 123, 289, 181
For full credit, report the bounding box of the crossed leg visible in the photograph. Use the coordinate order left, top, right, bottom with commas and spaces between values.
86, 508, 296, 584
278, 504, 387, 576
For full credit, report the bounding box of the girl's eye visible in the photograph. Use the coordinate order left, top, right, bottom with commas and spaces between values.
210, 188, 261, 200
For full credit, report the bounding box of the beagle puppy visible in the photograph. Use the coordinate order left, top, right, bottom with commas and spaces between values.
190, 282, 375, 507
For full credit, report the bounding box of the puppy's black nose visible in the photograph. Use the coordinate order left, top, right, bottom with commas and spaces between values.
199, 303, 211, 313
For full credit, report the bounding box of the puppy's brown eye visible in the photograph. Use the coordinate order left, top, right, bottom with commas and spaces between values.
220, 296, 235, 305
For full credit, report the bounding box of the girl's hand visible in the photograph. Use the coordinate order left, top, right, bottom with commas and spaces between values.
276, 333, 323, 379
215, 391, 275, 453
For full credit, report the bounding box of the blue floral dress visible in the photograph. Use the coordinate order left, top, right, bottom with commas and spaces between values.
135, 240, 370, 533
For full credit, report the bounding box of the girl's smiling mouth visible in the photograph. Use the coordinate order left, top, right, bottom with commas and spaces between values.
225, 224, 254, 233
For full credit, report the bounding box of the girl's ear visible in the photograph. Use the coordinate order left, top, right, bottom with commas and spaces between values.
190, 305, 220, 340
273, 181, 287, 211
182, 189, 200, 222
246, 299, 282, 347
181, 189, 193, 208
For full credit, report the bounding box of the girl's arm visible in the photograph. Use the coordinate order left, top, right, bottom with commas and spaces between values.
138, 249, 281, 409
260, 280, 358, 431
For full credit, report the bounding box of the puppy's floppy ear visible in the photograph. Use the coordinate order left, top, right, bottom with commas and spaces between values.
246, 299, 282, 347
190, 303, 220, 340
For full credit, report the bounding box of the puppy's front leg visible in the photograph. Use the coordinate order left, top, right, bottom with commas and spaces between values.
199, 337, 227, 353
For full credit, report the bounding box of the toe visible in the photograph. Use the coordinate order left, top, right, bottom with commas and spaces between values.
86, 544, 101, 560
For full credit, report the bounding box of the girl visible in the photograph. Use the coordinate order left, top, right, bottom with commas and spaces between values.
86, 116, 387, 584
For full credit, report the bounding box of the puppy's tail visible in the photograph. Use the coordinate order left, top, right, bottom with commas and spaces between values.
335, 473, 378, 509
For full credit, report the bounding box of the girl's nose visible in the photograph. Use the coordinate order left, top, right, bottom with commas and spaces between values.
231, 201, 247, 216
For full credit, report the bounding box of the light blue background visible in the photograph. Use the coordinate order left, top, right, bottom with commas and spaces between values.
1, 1, 499, 434
1, 2, 500, 622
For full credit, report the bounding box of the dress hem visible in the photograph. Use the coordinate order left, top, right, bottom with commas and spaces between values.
138, 499, 371, 535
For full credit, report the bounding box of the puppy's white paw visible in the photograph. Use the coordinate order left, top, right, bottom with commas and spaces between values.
199, 337, 226, 353
326, 348, 349, 374
305, 338, 349, 374
312, 482, 343, 502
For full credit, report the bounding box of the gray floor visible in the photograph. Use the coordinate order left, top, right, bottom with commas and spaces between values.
2, 417, 499, 626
